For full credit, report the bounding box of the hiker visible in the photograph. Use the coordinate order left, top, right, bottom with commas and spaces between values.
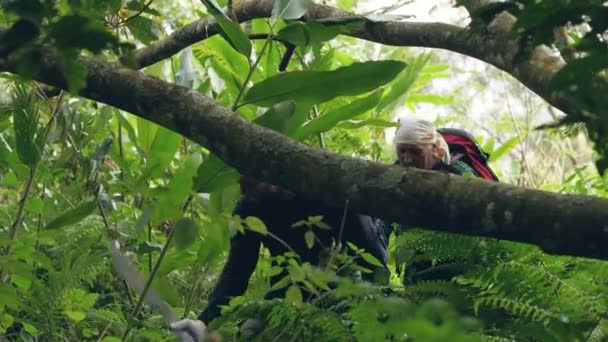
391, 116, 499, 284
195, 178, 390, 324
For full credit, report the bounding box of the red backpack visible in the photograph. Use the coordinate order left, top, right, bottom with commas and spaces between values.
437, 128, 499, 182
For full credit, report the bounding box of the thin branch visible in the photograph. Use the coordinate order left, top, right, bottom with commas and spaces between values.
119, 0, 155, 26
121, 221, 177, 340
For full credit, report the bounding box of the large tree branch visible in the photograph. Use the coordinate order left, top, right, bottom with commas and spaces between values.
134, 0, 580, 121
2, 53, 607, 260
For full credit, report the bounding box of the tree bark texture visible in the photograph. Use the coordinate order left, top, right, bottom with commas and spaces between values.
1, 53, 607, 260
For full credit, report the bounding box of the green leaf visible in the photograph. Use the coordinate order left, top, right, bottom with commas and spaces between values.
242, 60, 406, 107
489, 135, 522, 162
157, 153, 202, 210
126, 16, 159, 45
194, 154, 239, 193
137, 241, 163, 254
0, 313, 14, 332
142, 127, 181, 179
125, 0, 161, 16
25, 197, 43, 215
45, 200, 97, 230
285, 285, 304, 307
201, 0, 252, 57
245, 216, 268, 235
2, 172, 18, 187
292, 89, 382, 140
336, 118, 399, 129
407, 93, 454, 105
21, 322, 38, 336
64, 310, 86, 322
376, 53, 430, 113
276, 22, 311, 46
173, 218, 199, 250
253, 100, 296, 133
275, 18, 358, 48
63, 56, 88, 94
100, 337, 121, 342
136, 117, 158, 155
12, 105, 41, 166
305, 230, 315, 249
272, 0, 314, 20
11, 274, 32, 291
360, 252, 384, 267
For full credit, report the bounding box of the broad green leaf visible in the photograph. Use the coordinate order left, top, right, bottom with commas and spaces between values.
142, 126, 181, 179
152, 153, 203, 224
292, 89, 382, 140
306, 21, 342, 45
489, 135, 522, 162
245, 216, 268, 235
376, 53, 430, 114
482, 136, 495, 155
137, 241, 163, 254
25, 197, 43, 214
194, 154, 239, 193
242, 60, 406, 107
0, 313, 14, 332
173, 218, 199, 250
21, 322, 38, 336
11, 274, 31, 291
286, 285, 304, 307
64, 310, 86, 322
201, 0, 252, 57
305, 230, 315, 249
137, 117, 158, 155
276, 21, 351, 47
407, 93, 454, 105
272, 0, 314, 19
0, 284, 22, 310
126, 16, 159, 45
276, 22, 311, 46
2, 171, 18, 187
45, 200, 97, 230
285, 102, 314, 136
337, 118, 399, 129
253, 100, 296, 133
168, 153, 203, 202
270, 274, 292, 291
209, 182, 240, 215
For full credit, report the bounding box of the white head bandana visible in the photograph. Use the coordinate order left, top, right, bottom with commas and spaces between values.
394, 117, 451, 164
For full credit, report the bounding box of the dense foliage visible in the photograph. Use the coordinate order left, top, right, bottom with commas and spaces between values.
0, 0, 607, 341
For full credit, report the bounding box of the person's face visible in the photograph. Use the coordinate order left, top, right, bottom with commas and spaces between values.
396, 143, 438, 169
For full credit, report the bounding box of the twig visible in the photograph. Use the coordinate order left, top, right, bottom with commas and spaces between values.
232, 35, 273, 111
119, 0, 155, 26
121, 222, 178, 340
